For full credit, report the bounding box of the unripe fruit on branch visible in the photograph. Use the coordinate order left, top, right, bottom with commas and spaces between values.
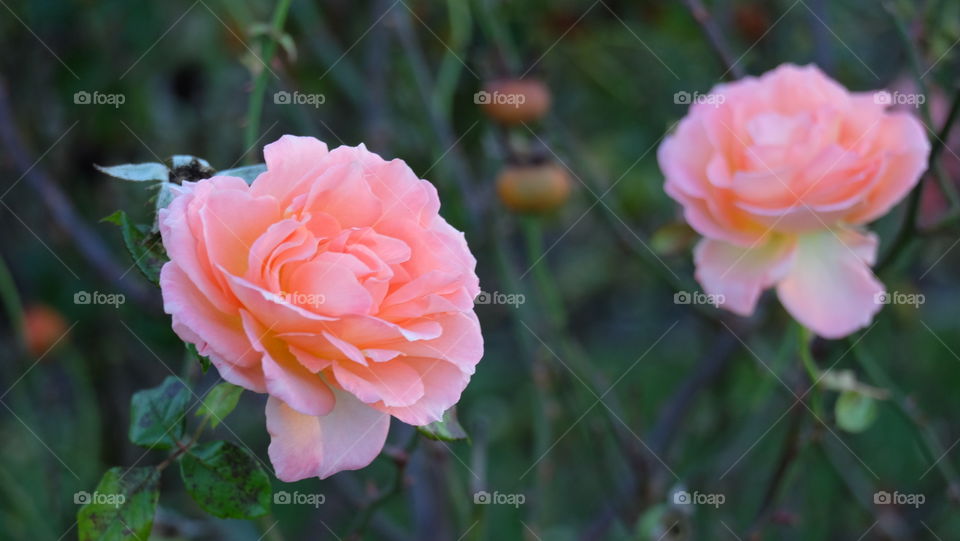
496, 162, 572, 214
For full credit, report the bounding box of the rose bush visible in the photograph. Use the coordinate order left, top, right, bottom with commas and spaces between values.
159, 135, 483, 481
658, 64, 930, 338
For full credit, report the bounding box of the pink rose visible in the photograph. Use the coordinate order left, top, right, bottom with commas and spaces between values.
658, 64, 930, 338
159, 135, 483, 480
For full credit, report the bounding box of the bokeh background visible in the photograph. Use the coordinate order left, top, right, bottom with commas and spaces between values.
2, 0, 960, 539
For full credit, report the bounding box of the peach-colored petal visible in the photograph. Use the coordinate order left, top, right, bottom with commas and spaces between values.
251, 135, 329, 203
222, 272, 336, 334
266, 392, 390, 482
159, 180, 242, 314
776, 229, 883, 339
199, 189, 283, 278
332, 361, 425, 407
694, 237, 795, 316
160, 264, 260, 370
397, 311, 483, 375
239, 310, 335, 416
376, 357, 469, 426
660, 63, 930, 337
160, 135, 483, 480
284, 253, 374, 316
302, 161, 382, 228
849, 115, 930, 223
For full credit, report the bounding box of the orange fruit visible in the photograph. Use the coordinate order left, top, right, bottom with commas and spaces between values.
22, 304, 69, 358
479, 79, 551, 125
496, 162, 572, 214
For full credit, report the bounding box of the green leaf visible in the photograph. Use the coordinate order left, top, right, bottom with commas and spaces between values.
186, 343, 211, 374
180, 441, 271, 519
196, 383, 243, 428
154, 181, 178, 212
278, 33, 297, 62
217, 164, 266, 185
418, 408, 469, 442
77, 466, 160, 541
835, 391, 878, 433
94, 163, 169, 182
129, 376, 191, 450
101, 210, 167, 284
149, 181, 179, 233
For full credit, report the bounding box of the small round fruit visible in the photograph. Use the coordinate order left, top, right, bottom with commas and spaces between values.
22, 304, 69, 358
480, 79, 551, 125
496, 163, 572, 214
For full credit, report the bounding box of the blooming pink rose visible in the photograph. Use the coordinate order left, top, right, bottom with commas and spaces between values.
658, 64, 930, 338
159, 135, 483, 480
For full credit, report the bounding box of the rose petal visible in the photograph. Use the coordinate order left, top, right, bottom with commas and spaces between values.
376, 357, 469, 426
266, 391, 390, 481
252, 135, 330, 204
693, 236, 796, 316
776, 228, 883, 339
332, 360, 424, 407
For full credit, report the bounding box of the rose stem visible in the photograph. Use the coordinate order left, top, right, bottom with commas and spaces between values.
243, 0, 293, 164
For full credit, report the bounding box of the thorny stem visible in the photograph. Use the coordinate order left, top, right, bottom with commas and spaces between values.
155, 412, 212, 473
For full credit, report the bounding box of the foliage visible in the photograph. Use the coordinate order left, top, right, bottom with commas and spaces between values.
3, 1, 960, 540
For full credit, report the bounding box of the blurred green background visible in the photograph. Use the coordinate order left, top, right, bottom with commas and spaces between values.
2, 0, 960, 539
